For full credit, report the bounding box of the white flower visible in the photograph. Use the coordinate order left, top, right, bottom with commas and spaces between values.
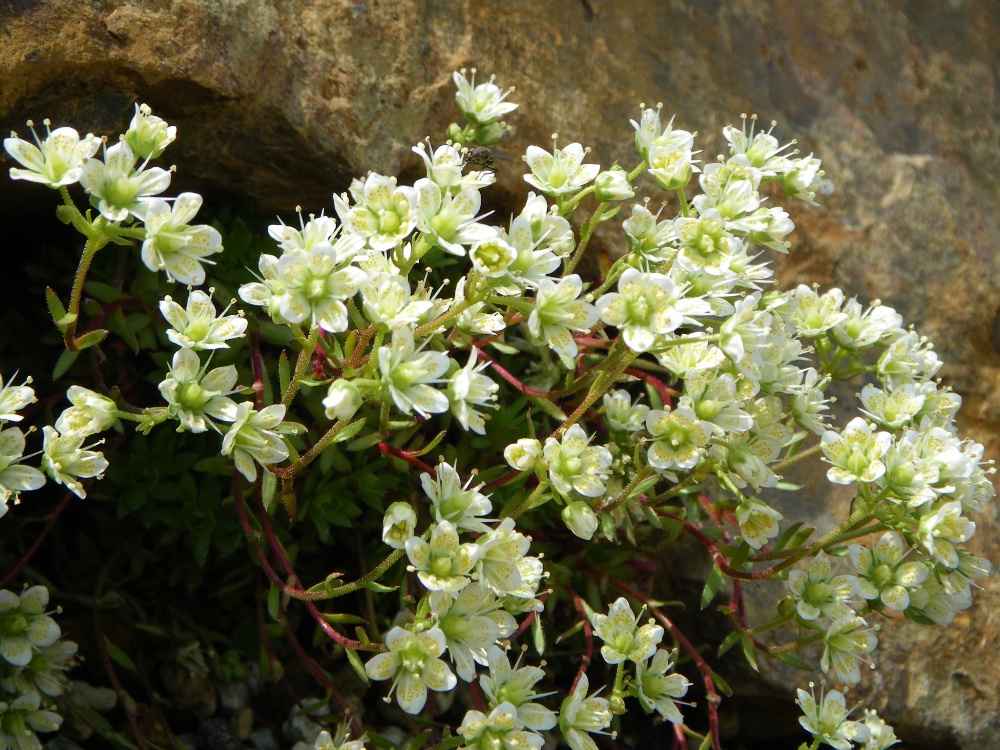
453, 69, 518, 126
591, 597, 663, 665
476, 518, 535, 597
455, 276, 506, 335
53, 386, 117, 436
517, 192, 575, 258
528, 275, 598, 367
597, 269, 710, 353
271, 237, 367, 333
543, 425, 612, 499
850, 532, 928, 611
458, 702, 543, 750
601, 390, 650, 433
523, 140, 600, 197
123, 103, 176, 160
313, 726, 368, 750
381, 502, 417, 550
0, 688, 63, 745
0, 373, 36, 423
860, 709, 900, 750
0, 428, 46, 512
735, 498, 782, 550
40, 427, 108, 499
504, 439, 542, 472
558, 673, 613, 750
789, 285, 847, 337
561, 501, 599, 541
323, 379, 363, 422
796, 684, 870, 750
362, 272, 434, 330
80, 140, 172, 222
414, 178, 493, 256
630, 105, 664, 158
787, 552, 858, 622
674, 215, 742, 275
781, 153, 825, 204
159, 349, 240, 434
681, 369, 752, 435
430, 583, 515, 682
378, 328, 451, 417
220, 403, 289, 482
160, 289, 245, 350
829, 299, 903, 350
422, 461, 493, 534
645, 405, 713, 472
0, 587, 61, 668
653, 336, 725, 378
907, 577, 964, 626
789, 367, 833, 435
633, 649, 690, 723
268, 214, 339, 256
412, 141, 465, 188
364, 626, 456, 714
4, 120, 101, 188
821, 615, 878, 685
594, 167, 635, 202
334, 173, 417, 252
480, 646, 557, 732
918, 500, 975, 568
406, 521, 480, 594
723, 115, 792, 177
139, 193, 223, 285
877, 330, 942, 387
647, 129, 697, 191
495, 213, 561, 293
821, 418, 892, 485
622, 203, 676, 262
877, 431, 939, 507
470, 235, 518, 279
447, 350, 498, 435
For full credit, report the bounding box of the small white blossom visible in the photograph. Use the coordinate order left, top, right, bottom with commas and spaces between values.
430, 583, 515, 682
647, 128, 698, 191
918, 500, 975, 568
645, 405, 713, 472
517, 192, 575, 258
505, 439, 542, 472
323, 379, 363, 422
528, 275, 598, 367
821, 615, 878, 685
850, 532, 928, 611
470, 236, 518, 279
406, 521, 480, 594
789, 285, 847, 337
591, 597, 663, 665
412, 141, 465, 188
160, 289, 246, 350
787, 552, 858, 622
476, 518, 535, 597
601, 390, 649, 433
561, 501, 598, 541
0, 428, 46, 514
0, 688, 63, 746
381, 502, 417, 550
268, 214, 338, 256
524, 139, 600, 197
543, 425, 612, 499
781, 153, 825, 204
220, 403, 289, 482
453, 69, 518, 126
422, 461, 493, 534
362, 272, 434, 330
723, 115, 793, 177
414, 178, 493, 256
558, 673, 613, 750
480, 646, 557, 732
379, 328, 451, 417
0, 587, 61, 668
623, 203, 676, 262
735, 498, 783, 550
448, 350, 499, 435
593, 167, 634, 202
40, 427, 108, 499
674, 215, 742, 275
860, 709, 900, 750
821, 418, 892, 485
364, 626, 456, 714
459, 702, 543, 750
334, 174, 417, 252
159, 349, 239, 434
796, 684, 870, 750
123, 103, 176, 160
0, 373, 36, 423
877, 330, 942, 387
139, 193, 223, 285
4, 120, 101, 188
80, 140, 171, 222
53, 386, 117, 436
633, 649, 690, 723
829, 299, 903, 350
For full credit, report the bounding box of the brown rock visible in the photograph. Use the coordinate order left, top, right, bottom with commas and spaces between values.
1, 1, 998, 746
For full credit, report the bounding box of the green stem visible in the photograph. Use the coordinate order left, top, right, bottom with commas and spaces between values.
743, 611, 793, 635
676, 188, 690, 217
274, 417, 362, 478
64, 224, 109, 349
554, 346, 635, 438
282, 326, 320, 407
599, 465, 655, 514
414, 280, 479, 338
564, 203, 609, 275
772, 442, 823, 472
558, 185, 597, 217
627, 159, 648, 182
506, 481, 550, 521
321, 548, 406, 599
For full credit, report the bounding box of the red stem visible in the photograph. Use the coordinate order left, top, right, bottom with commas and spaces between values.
0, 491, 74, 588
377, 442, 436, 476
473, 346, 567, 398
570, 593, 593, 694
623, 368, 676, 407
250, 331, 265, 410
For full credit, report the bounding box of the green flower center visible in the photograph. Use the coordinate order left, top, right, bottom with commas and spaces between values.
105, 175, 140, 207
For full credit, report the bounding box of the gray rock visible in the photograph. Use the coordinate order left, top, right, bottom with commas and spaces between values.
248, 728, 279, 750
217, 681, 251, 714
198, 717, 241, 750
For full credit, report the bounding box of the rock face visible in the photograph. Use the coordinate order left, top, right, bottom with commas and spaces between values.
2, 0, 999, 746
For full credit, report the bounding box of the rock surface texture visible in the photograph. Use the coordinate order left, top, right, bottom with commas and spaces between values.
1, 0, 998, 747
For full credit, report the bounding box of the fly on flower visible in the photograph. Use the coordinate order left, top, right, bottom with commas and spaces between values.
463, 146, 513, 172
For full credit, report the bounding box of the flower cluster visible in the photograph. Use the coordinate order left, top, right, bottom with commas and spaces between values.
0, 586, 76, 750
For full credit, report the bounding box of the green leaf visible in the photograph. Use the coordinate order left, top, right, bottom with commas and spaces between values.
776, 652, 813, 671
775, 481, 803, 491
772, 521, 806, 552
75, 328, 109, 350
333, 417, 367, 444
729, 541, 752, 571
740, 634, 759, 672
267, 583, 281, 621
84, 281, 127, 303
364, 581, 398, 594
344, 647, 370, 685
640, 505, 664, 529
347, 432, 384, 451
532, 612, 545, 656
278, 350, 291, 396
261, 471, 277, 512
406, 730, 431, 750
52, 349, 80, 380
706, 665, 733, 697
627, 474, 660, 499
489, 340, 519, 355
717, 630, 741, 657
45, 286, 67, 324
104, 637, 136, 671
109, 308, 139, 353
408, 430, 448, 457
701, 565, 725, 609
319, 612, 367, 625
527, 395, 567, 421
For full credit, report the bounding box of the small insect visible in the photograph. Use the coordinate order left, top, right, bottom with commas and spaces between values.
462, 146, 512, 171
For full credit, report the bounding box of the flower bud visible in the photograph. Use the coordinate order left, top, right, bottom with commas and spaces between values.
562, 500, 598, 541
382, 502, 417, 549
504, 438, 542, 471
323, 379, 363, 421
124, 103, 176, 161
472, 121, 505, 147
594, 168, 635, 202
55, 386, 118, 436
